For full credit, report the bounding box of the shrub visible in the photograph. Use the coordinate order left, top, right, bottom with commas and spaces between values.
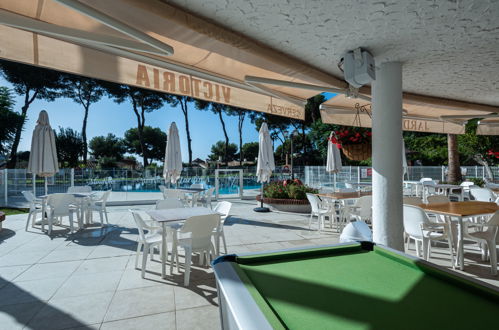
466, 177, 485, 187
264, 179, 317, 200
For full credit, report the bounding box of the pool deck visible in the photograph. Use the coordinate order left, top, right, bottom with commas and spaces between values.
0, 198, 497, 329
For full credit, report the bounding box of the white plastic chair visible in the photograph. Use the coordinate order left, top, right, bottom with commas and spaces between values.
190, 183, 204, 189
460, 181, 476, 200
306, 193, 331, 231
213, 201, 232, 255
67, 185, 92, 193
197, 187, 215, 209
131, 211, 163, 278
155, 198, 185, 210
464, 211, 499, 275
403, 205, 454, 266
163, 189, 188, 206
89, 190, 111, 226
470, 187, 498, 203
45, 193, 79, 234
346, 196, 372, 223
22, 191, 42, 231
173, 214, 220, 286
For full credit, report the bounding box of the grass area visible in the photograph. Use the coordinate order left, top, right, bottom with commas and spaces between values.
0, 208, 28, 215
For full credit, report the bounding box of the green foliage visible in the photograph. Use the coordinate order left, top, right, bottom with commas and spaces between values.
241, 142, 259, 161
264, 179, 318, 200
0, 86, 22, 155
403, 132, 448, 165
89, 134, 126, 160
208, 141, 238, 161
55, 127, 84, 167
123, 126, 167, 163
466, 177, 485, 187
98, 156, 118, 169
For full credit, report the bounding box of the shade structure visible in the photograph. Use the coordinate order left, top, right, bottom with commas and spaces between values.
163, 122, 182, 184
27, 110, 59, 195
326, 132, 342, 174
320, 93, 499, 135
0, 0, 357, 121
477, 116, 499, 135
256, 123, 275, 183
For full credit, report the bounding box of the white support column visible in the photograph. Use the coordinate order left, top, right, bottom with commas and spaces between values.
372, 62, 404, 251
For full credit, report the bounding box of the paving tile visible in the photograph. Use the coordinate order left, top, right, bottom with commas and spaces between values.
175, 305, 220, 330
0, 265, 30, 286
104, 285, 175, 322
116, 269, 166, 291
0, 277, 67, 306
28, 292, 114, 330
0, 251, 49, 267
0, 301, 45, 330
86, 246, 134, 259
38, 247, 93, 263
174, 283, 218, 310
14, 260, 81, 282
76, 256, 129, 275
100, 312, 175, 330
53, 270, 123, 299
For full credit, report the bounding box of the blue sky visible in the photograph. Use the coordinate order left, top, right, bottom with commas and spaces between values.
0, 77, 262, 162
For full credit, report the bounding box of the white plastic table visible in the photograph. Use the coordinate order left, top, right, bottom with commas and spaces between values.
146, 207, 217, 278
39, 192, 96, 230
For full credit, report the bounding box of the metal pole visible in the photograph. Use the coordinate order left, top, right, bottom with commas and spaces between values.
4, 170, 8, 205
291, 137, 294, 180
32, 173, 36, 196
44, 177, 48, 195
70, 168, 75, 187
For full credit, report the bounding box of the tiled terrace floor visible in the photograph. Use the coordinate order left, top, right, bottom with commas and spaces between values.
1, 199, 498, 329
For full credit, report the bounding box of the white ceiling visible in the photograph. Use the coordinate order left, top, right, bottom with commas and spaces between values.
167, 0, 499, 106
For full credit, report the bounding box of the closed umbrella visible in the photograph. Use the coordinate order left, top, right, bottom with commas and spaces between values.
254, 123, 275, 212
163, 122, 182, 185
326, 132, 342, 191
28, 110, 59, 195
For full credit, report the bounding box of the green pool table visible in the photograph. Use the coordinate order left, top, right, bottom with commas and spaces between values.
213, 242, 499, 330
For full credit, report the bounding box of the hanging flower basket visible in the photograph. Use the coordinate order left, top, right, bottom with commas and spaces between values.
342, 143, 372, 161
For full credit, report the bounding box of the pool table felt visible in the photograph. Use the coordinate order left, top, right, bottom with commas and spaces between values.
233, 245, 499, 330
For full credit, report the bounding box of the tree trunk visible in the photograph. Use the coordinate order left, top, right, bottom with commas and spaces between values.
132, 98, 148, 167
217, 109, 229, 163
238, 111, 245, 165
8, 88, 37, 168
447, 134, 462, 183
180, 98, 192, 165
81, 105, 89, 164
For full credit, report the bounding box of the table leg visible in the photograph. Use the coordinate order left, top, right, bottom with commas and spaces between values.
458, 217, 464, 270
161, 222, 167, 278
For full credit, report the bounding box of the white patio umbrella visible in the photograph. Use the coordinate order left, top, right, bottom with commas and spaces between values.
27, 110, 59, 195
163, 122, 182, 185
326, 132, 342, 191
255, 123, 275, 212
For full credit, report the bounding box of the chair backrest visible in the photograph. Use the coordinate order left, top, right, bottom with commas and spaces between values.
204, 187, 215, 202
403, 205, 430, 238
403, 197, 423, 206
214, 201, 232, 221
190, 183, 204, 189
130, 211, 148, 242
163, 189, 185, 200
180, 214, 220, 249
155, 198, 185, 209
354, 196, 372, 218
485, 211, 499, 227
67, 185, 92, 193
101, 190, 112, 206
427, 195, 450, 204
460, 181, 476, 192
22, 190, 35, 203
420, 178, 436, 184
469, 187, 495, 202
47, 193, 76, 216
158, 185, 166, 193
306, 193, 321, 213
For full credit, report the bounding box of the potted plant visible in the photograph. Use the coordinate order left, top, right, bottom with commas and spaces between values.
330, 127, 372, 161
256, 179, 318, 213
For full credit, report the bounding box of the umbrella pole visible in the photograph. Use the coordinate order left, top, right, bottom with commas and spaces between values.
44, 177, 48, 195
253, 182, 270, 212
